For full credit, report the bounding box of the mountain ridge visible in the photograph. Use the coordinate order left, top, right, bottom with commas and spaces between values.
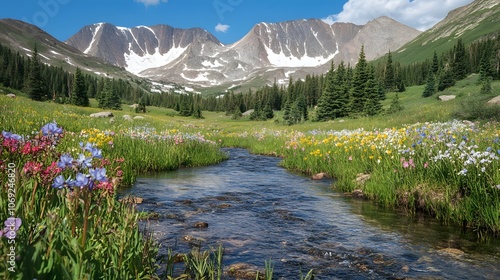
66, 16, 420, 87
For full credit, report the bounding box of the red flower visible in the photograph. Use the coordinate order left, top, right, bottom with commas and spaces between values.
23, 161, 43, 175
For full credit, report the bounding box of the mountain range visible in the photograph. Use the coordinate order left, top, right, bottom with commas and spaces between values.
0, 0, 498, 92
65, 17, 420, 88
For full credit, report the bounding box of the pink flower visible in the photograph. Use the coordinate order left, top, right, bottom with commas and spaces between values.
424, 162, 429, 168
348, 156, 353, 161
21, 142, 32, 155
23, 161, 42, 175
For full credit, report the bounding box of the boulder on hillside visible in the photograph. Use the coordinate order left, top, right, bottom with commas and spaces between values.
6, 93, 16, 98
439, 95, 456, 101
90, 112, 113, 118
123, 115, 133, 121
487, 95, 500, 105
242, 109, 254, 116
133, 116, 145, 120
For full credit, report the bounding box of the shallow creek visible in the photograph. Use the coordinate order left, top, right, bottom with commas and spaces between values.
120, 148, 500, 279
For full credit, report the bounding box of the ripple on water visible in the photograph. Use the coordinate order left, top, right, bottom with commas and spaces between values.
120, 148, 500, 279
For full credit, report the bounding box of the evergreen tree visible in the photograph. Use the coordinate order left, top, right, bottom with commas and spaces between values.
296, 93, 308, 121
432, 51, 440, 74
70, 67, 89, 106
136, 95, 147, 113
179, 95, 193, 116
384, 51, 395, 90
316, 62, 351, 121
262, 104, 274, 120
452, 38, 468, 80
192, 103, 203, 119
315, 63, 337, 121
282, 99, 293, 125
99, 79, 122, 110
350, 46, 369, 114
480, 77, 492, 95
27, 45, 47, 101
397, 78, 406, 92
363, 78, 382, 116
388, 93, 404, 114
437, 68, 455, 91
422, 73, 436, 98
479, 44, 495, 82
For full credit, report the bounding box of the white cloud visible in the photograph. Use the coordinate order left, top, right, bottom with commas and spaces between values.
135, 0, 168, 7
215, 23, 230, 33
323, 0, 475, 31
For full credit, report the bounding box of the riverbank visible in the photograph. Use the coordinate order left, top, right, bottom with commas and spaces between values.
1, 78, 500, 278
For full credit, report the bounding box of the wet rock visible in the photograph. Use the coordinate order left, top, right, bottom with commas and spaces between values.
119, 196, 144, 204
173, 253, 186, 263
193, 221, 209, 228
312, 172, 330, 180
90, 111, 113, 118
181, 235, 206, 244
437, 248, 464, 258
401, 265, 410, 273
218, 203, 231, 208
139, 212, 161, 220
355, 173, 371, 186
226, 263, 262, 279
181, 199, 193, 205
351, 189, 364, 198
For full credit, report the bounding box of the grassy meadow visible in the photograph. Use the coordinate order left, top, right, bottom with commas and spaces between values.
1, 75, 500, 279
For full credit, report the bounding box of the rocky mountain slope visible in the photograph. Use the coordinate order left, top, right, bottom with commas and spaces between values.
66, 17, 421, 87
0, 19, 138, 81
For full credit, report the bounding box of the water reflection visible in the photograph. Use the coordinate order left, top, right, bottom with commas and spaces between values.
121, 148, 500, 279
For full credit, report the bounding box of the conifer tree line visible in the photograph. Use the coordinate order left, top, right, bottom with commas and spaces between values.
0, 43, 150, 109
1, 33, 499, 120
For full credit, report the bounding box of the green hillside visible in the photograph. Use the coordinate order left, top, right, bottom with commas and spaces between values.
389, 0, 500, 65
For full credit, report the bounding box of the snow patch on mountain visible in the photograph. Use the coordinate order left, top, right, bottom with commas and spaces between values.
125, 45, 187, 75
264, 44, 338, 67
84, 23, 103, 54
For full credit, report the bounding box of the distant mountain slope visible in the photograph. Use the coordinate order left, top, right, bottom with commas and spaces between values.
66, 17, 420, 87
0, 19, 138, 80
393, 0, 500, 65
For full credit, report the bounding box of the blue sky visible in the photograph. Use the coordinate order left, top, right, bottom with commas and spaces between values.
0, 0, 474, 44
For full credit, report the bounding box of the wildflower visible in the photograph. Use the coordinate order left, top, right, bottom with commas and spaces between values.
96, 181, 114, 192
52, 175, 66, 189
57, 154, 74, 169
23, 161, 42, 175
424, 162, 429, 168
90, 147, 103, 159
76, 154, 93, 169
1, 131, 22, 141
79, 142, 94, 152
89, 167, 107, 182
41, 122, 63, 136
458, 168, 468, 176
1, 217, 22, 239
73, 173, 90, 188
21, 142, 32, 155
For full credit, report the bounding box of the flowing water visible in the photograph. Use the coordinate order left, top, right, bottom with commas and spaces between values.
120, 148, 500, 279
